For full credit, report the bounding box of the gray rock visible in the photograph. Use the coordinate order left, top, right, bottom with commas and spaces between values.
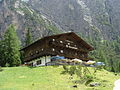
89, 82, 100, 87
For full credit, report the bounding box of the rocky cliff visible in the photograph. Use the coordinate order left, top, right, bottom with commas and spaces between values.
0, 0, 61, 45
0, 0, 120, 43
28, 0, 120, 40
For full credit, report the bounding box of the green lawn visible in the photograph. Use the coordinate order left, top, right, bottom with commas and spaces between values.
0, 66, 119, 90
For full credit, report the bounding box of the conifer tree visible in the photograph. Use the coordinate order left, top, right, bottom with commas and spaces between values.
0, 40, 6, 66
3, 24, 21, 66
25, 28, 32, 46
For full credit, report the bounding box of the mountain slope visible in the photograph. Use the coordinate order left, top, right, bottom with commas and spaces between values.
1, 0, 120, 41
28, 0, 120, 40
0, 0, 61, 45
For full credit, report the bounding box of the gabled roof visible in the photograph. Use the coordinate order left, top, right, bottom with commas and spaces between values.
21, 32, 94, 51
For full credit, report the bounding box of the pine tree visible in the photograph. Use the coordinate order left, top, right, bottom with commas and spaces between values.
25, 28, 32, 46
79, 32, 120, 72
3, 24, 21, 66
0, 40, 6, 66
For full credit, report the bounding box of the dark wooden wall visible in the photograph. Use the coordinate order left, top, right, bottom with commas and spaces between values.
23, 34, 91, 62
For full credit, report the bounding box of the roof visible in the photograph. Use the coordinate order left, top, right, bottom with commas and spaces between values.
21, 32, 94, 51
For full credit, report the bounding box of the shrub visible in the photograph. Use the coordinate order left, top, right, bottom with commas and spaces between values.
69, 66, 76, 76
5, 63, 10, 67
63, 65, 69, 72
0, 66, 3, 72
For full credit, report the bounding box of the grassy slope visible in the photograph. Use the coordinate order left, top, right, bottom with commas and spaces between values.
0, 66, 119, 90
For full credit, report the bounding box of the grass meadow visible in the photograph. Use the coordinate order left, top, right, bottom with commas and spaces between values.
0, 66, 119, 90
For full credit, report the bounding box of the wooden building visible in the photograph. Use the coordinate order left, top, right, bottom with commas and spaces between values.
21, 32, 94, 66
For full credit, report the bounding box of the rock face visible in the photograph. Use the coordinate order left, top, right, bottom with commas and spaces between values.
0, 0, 120, 43
28, 0, 120, 40
0, 0, 61, 45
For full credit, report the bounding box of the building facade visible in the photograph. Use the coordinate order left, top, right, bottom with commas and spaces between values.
21, 32, 94, 66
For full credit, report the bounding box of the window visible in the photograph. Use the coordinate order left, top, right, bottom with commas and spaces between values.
52, 39, 55, 41
36, 50, 39, 54
66, 45, 68, 47
60, 41, 63, 43
60, 50, 64, 53
30, 53, 33, 56
37, 60, 41, 65
75, 53, 77, 55
68, 43, 70, 45
52, 48, 55, 51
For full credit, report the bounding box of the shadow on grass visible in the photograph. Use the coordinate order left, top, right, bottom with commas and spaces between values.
102, 80, 108, 82
27, 65, 47, 69
72, 79, 93, 86
60, 70, 68, 74
0, 68, 3, 72
27, 66, 37, 69
72, 80, 83, 84
52, 65, 60, 68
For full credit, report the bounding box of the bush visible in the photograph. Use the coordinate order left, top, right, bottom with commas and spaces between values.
0, 66, 3, 72
76, 69, 82, 78
85, 74, 94, 80
84, 74, 94, 86
69, 66, 76, 76
5, 63, 10, 67
63, 65, 69, 72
